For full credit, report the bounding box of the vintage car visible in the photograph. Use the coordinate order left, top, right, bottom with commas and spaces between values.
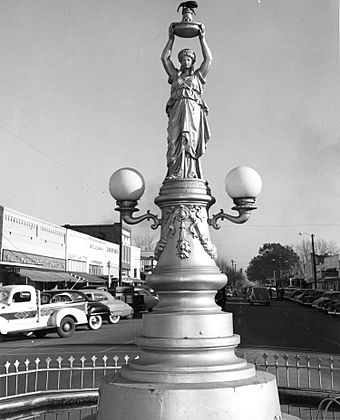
299, 290, 324, 306
327, 300, 340, 316
312, 291, 337, 310
82, 289, 134, 323
248, 286, 271, 306
133, 287, 159, 312
41, 289, 111, 330
317, 291, 340, 312
0, 285, 88, 339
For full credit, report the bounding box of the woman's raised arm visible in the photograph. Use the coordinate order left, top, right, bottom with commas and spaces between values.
197, 24, 212, 79
161, 24, 176, 78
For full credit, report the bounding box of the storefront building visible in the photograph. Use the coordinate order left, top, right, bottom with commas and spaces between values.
0, 206, 137, 288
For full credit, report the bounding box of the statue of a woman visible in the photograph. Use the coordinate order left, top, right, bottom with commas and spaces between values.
161, 23, 212, 179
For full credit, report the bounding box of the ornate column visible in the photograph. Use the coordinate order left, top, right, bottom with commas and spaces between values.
97, 3, 300, 419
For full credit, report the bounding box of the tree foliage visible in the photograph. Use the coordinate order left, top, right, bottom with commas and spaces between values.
246, 243, 299, 284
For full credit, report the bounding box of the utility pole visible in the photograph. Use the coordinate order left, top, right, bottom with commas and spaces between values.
311, 233, 317, 289
119, 214, 123, 288
231, 260, 237, 289
299, 232, 317, 289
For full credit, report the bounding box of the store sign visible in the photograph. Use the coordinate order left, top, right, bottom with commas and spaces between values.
2, 249, 66, 270
67, 252, 88, 261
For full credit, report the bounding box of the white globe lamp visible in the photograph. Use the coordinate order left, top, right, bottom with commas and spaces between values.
109, 167, 145, 202
225, 166, 262, 199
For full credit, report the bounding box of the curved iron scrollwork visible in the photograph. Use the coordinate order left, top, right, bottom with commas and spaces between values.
208, 198, 257, 230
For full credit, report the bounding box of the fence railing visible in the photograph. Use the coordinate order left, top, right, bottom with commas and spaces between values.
0, 353, 137, 398
0, 349, 339, 419
239, 351, 340, 392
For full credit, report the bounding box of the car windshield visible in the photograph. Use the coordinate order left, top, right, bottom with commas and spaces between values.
252, 288, 269, 298
68, 291, 87, 302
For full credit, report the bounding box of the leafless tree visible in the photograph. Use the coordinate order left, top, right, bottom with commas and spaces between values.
132, 234, 156, 251
294, 238, 339, 266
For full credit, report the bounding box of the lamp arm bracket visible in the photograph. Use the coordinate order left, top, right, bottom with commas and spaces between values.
208, 198, 257, 230
115, 201, 161, 229
122, 210, 162, 230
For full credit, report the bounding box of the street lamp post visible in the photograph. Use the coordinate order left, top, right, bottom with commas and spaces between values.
299, 232, 317, 289
99, 4, 298, 420
118, 214, 123, 288
311, 233, 317, 289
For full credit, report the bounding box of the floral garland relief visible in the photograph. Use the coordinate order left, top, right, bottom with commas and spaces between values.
154, 204, 217, 260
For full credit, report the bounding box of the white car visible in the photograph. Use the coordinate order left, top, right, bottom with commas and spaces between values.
82, 289, 134, 323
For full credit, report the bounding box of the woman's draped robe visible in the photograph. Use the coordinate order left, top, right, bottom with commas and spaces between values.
166, 69, 210, 179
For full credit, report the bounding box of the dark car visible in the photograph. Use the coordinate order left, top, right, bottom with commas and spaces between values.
294, 290, 314, 304
288, 289, 306, 302
312, 291, 337, 310
328, 300, 340, 316
248, 287, 270, 306
299, 290, 323, 306
318, 292, 340, 312
132, 287, 159, 312
41, 289, 111, 330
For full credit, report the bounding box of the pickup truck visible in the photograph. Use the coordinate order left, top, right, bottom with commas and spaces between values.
0, 284, 88, 339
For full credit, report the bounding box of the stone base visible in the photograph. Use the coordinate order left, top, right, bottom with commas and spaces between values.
97, 371, 295, 420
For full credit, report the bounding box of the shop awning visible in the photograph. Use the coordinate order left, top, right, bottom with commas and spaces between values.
19, 269, 74, 283
70, 272, 107, 284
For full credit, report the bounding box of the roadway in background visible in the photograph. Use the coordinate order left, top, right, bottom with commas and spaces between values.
0, 300, 339, 365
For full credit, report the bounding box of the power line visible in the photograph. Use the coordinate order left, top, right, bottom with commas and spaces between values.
0, 125, 107, 196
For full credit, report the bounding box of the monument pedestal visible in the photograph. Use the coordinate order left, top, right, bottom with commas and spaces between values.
97, 179, 300, 419
98, 371, 284, 420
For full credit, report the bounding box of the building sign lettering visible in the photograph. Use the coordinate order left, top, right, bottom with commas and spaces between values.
2, 249, 66, 270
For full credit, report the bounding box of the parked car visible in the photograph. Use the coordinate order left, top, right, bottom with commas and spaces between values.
248, 287, 270, 306
317, 292, 340, 312
288, 289, 306, 302
312, 291, 337, 310
294, 290, 314, 304
82, 289, 133, 323
79, 285, 108, 291
133, 287, 159, 312
327, 300, 340, 316
299, 290, 324, 306
41, 289, 111, 330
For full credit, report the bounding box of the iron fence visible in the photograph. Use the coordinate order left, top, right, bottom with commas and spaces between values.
0, 353, 136, 398
0, 349, 339, 419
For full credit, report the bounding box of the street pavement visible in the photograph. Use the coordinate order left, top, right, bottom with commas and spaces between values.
0, 300, 339, 362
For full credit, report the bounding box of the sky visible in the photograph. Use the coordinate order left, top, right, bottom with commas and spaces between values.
0, 0, 339, 271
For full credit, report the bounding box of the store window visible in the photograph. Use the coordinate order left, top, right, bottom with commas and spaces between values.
89, 265, 103, 275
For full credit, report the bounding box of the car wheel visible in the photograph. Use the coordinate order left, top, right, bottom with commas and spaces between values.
109, 314, 120, 324
34, 330, 48, 338
57, 317, 75, 338
88, 315, 102, 330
